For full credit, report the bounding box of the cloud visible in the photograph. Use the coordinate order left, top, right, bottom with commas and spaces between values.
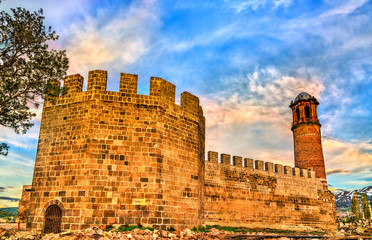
319, 0, 367, 19
323, 138, 372, 190
326, 166, 372, 176
0, 137, 35, 149
0, 152, 36, 169
0, 0, 92, 22
281, 0, 371, 53
0, 197, 20, 202
61, 0, 161, 77
323, 138, 372, 170
329, 187, 349, 193
0, 185, 28, 208
167, 23, 239, 52
203, 67, 324, 163
226, 0, 293, 12
344, 180, 372, 188
0, 118, 41, 151
204, 67, 324, 129
326, 168, 350, 175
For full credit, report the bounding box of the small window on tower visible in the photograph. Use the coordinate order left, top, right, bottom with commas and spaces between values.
305, 106, 310, 118
296, 108, 300, 121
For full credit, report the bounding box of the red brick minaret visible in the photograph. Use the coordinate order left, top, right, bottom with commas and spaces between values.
289, 92, 327, 185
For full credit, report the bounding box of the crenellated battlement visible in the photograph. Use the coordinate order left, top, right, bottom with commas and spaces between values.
49, 70, 203, 120
204, 151, 335, 231
206, 151, 316, 179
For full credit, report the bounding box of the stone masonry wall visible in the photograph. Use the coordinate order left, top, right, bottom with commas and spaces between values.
204, 151, 336, 231
17, 185, 32, 222
26, 70, 205, 232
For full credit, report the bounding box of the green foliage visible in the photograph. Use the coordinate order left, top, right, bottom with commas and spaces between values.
0, 142, 9, 156
361, 193, 371, 219
5, 215, 15, 223
104, 225, 114, 231
351, 192, 362, 219
167, 226, 176, 232
0, 209, 17, 218
117, 225, 154, 232
191, 226, 208, 232
190, 225, 312, 235
198, 226, 207, 232
0, 207, 18, 213
0, 6, 68, 155
210, 225, 239, 232
341, 216, 355, 223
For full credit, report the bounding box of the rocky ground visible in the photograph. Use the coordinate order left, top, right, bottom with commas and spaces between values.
334, 218, 372, 237
0, 220, 371, 240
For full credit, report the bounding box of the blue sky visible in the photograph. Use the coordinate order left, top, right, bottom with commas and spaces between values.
1, 0, 372, 207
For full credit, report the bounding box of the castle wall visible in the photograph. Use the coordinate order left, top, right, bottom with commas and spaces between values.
204, 151, 336, 231
26, 70, 205, 231
22, 72, 336, 232
17, 185, 32, 222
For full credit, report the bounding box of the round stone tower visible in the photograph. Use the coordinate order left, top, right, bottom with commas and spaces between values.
289, 92, 327, 185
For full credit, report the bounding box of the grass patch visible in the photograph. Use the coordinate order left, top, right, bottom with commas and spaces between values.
117, 225, 154, 232
167, 226, 176, 232
191, 225, 323, 236
104, 225, 114, 231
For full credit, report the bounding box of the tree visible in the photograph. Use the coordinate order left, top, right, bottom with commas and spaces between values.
351, 192, 362, 219
361, 193, 371, 219
0, 7, 68, 155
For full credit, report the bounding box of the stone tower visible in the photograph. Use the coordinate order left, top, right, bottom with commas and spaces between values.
25, 70, 205, 232
289, 92, 327, 185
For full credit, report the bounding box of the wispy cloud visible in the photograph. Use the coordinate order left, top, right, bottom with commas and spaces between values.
1, 0, 93, 22
0, 197, 20, 202
0, 125, 39, 150
326, 168, 350, 176
168, 24, 238, 52
226, 0, 293, 12
319, 0, 367, 19
62, 0, 161, 76
344, 180, 372, 188
325, 167, 372, 176
0, 152, 36, 168
0, 137, 35, 149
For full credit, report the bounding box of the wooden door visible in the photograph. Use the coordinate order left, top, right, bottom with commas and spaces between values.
44, 204, 62, 233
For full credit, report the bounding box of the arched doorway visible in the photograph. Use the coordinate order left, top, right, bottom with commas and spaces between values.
44, 204, 62, 233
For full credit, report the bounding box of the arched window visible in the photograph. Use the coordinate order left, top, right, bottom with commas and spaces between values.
305, 106, 310, 118
296, 108, 300, 121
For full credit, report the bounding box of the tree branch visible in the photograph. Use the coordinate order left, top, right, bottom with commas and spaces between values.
0, 41, 17, 58
0, 84, 32, 106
